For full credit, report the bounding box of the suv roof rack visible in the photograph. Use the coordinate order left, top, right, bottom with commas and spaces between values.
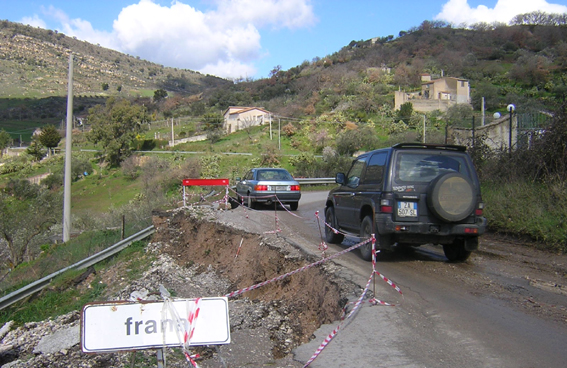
392, 143, 467, 152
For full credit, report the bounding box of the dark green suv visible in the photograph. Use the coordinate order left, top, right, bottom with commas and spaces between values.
325, 143, 487, 262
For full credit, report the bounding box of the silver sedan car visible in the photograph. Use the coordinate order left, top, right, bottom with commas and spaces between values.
235, 168, 301, 210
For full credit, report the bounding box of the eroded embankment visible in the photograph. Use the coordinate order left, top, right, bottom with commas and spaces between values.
151, 208, 353, 359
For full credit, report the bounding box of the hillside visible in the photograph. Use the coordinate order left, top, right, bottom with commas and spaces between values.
222, 22, 567, 120
1, 19, 567, 132
0, 20, 230, 99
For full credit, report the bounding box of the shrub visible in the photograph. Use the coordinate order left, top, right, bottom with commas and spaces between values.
121, 155, 141, 179
41, 172, 63, 190
335, 126, 379, 156
72, 157, 93, 180
282, 123, 296, 137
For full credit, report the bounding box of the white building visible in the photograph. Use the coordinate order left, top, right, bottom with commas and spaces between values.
223, 106, 271, 134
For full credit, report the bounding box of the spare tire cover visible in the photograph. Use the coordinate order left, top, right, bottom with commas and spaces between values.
427, 172, 475, 222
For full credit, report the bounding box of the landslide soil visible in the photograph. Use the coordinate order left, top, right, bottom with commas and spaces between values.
150, 207, 358, 362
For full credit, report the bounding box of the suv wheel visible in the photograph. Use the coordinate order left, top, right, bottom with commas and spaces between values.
443, 239, 471, 262
325, 207, 344, 244
427, 172, 476, 222
360, 216, 375, 261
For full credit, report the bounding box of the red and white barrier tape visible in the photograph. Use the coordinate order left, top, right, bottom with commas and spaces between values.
183, 297, 202, 367
224, 238, 372, 299
274, 196, 303, 218
160, 286, 201, 367
302, 235, 403, 367
303, 267, 376, 367
186, 193, 404, 366
234, 238, 244, 259
264, 206, 282, 234
314, 211, 328, 257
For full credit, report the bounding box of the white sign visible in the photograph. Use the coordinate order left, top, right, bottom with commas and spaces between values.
81, 297, 230, 353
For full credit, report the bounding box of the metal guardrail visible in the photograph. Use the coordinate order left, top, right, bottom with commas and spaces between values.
0, 178, 334, 311
296, 178, 336, 185
0, 226, 155, 311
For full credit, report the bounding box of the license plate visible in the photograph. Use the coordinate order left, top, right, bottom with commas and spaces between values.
271, 185, 288, 191
398, 201, 417, 217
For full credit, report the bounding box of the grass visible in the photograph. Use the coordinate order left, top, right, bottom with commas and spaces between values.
71, 171, 143, 213
0, 276, 107, 325
0, 239, 153, 325
482, 180, 567, 252
0, 229, 122, 296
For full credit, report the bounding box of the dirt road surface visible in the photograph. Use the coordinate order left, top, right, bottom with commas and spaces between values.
234, 191, 567, 368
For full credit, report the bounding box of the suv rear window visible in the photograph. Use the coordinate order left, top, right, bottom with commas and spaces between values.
395, 152, 470, 183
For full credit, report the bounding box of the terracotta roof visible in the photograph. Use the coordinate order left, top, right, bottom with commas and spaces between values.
224, 106, 270, 116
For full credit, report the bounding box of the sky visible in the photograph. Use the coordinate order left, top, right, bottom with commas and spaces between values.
2, 0, 567, 80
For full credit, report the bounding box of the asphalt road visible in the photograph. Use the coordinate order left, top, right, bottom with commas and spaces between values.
274, 191, 567, 368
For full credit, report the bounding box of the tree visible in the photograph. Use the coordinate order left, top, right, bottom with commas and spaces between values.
471, 83, 501, 111
0, 129, 12, 157
202, 112, 225, 143
26, 139, 46, 161
335, 126, 379, 156
153, 89, 168, 102
398, 102, 413, 124
0, 181, 61, 268
87, 98, 149, 167
509, 52, 550, 88
202, 112, 224, 131
531, 103, 567, 180
239, 116, 260, 140
37, 125, 61, 155
445, 104, 474, 127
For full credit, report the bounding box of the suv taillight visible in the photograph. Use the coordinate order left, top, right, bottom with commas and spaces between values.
380, 199, 393, 214
475, 202, 484, 216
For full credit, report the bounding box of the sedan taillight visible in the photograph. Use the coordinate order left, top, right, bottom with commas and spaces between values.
290, 185, 300, 191
255, 185, 268, 191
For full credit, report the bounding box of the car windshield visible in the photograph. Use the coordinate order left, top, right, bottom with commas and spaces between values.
256, 170, 293, 181
394, 152, 470, 183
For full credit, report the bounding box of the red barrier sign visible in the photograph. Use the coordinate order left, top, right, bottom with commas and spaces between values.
183, 178, 229, 186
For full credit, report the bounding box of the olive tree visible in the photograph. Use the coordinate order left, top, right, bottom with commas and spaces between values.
87, 98, 149, 167
0, 180, 61, 268
0, 129, 12, 157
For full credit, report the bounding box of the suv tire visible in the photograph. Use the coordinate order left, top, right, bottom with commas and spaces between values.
360, 216, 374, 261
427, 172, 476, 222
443, 239, 472, 262
325, 207, 345, 244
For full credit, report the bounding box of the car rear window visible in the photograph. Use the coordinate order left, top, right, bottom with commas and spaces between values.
257, 170, 293, 181
394, 152, 470, 183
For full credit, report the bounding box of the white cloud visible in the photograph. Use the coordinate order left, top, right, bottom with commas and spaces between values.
435, 0, 567, 25
40, 0, 316, 80
20, 14, 47, 28
212, 0, 318, 30
199, 59, 258, 80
